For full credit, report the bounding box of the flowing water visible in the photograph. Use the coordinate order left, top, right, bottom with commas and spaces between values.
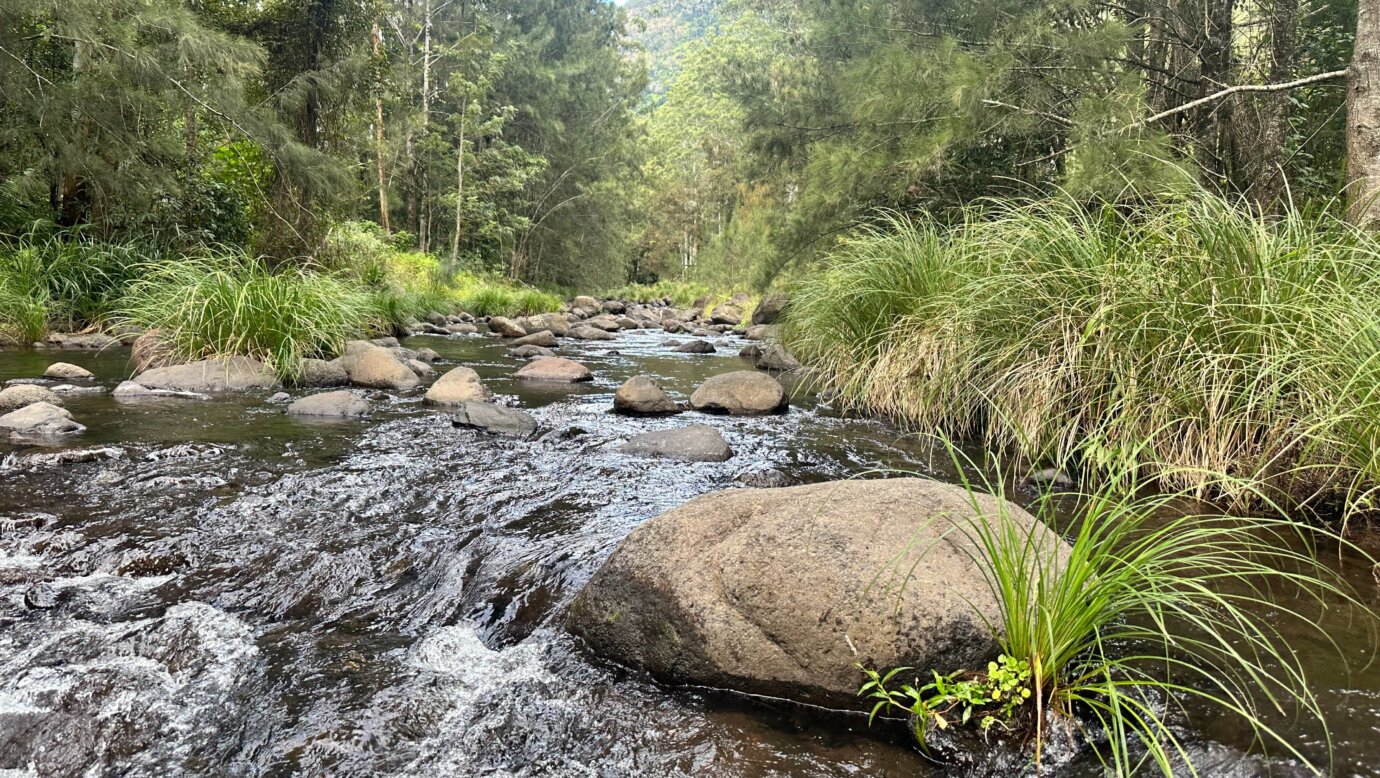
0, 329, 1376, 777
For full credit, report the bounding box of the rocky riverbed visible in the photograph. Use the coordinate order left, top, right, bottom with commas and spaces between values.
0, 311, 1377, 777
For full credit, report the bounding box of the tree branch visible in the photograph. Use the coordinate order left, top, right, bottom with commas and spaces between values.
1122, 69, 1349, 134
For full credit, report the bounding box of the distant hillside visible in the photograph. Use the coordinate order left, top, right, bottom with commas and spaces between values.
623, 0, 720, 94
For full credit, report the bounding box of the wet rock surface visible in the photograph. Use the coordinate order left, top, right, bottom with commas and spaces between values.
617, 423, 733, 462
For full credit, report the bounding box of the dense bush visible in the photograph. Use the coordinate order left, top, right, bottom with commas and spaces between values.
785, 194, 1380, 516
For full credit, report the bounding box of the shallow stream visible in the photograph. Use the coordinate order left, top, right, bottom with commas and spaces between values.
0, 328, 1376, 777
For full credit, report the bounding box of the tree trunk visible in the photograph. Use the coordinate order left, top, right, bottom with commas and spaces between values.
1196, 0, 1238, 185
451, 98, 467, 264
1349, 0, 1380, 224
1250, 0, 1300, 210
372, 22, 391, 232
418, 0, 433, 253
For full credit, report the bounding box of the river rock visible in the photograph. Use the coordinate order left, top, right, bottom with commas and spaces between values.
0, 385, 62, 411
425, 366, 493, 406
489, 316, 526, 338
540, 313, 571, 337
754, 344, 802, 373
0, 402, 84, 436
568, 325, 614, 341
568, 478, 1066, 706
287, 390, 370, 418
508, 345, 556, 359
349, 349, 421, 390
447, 322, 479, 335
515, 357, 592, 383
298, 358, 349, 388
743, 324, 777, 341
689, 371, 787, 415
709, 302, 743, 326
46, 332, 120, 350
405, 358, 435, 377
751, 293, 789, 325
43, 362, 94, 381
371, 337, 400, 348
111, 381, 208, 400
451, 401, 537, 438
617, 424, 732, 462
615, 316, 640, 330
674, 340, 716, 354
571, 295, 601, 318
602, 300, 627, 314
511, 330, 558, 348
132, 356, 278, 393
415, 347, 441, 364
130, 330, 178, 372
613, 376, 681, 416
734, 464, 794, 488
585, 315, 622, 332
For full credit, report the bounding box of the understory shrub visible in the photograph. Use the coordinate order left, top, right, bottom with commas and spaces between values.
784, 194, 1380, 517
0, 232, 142, 341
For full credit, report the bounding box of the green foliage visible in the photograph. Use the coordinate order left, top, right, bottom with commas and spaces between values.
784, 191, 1380, 516
606, 280, 710, 307
0, 233, 143, 341
453, 279, 561, 318
860, 655, 1033, 742
120, 253, 377, 379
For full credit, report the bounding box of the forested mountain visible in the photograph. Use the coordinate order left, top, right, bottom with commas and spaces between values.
623, 0, 719, 94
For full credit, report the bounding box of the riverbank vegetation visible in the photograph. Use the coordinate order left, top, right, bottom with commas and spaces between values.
863, 453, 1367, 775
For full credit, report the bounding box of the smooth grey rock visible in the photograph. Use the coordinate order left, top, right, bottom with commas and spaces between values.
569, 325, 614, 341
0, 402, 84, 436
751, 293, 789, 325
287, 390, 370, 418
134, 357, 278, 393
613, 376, 681, 416
298, 358, 350, 388
567, 478, 1070, 707
508, 345, 556, 359
348, 349, 420, 390
511, 330, 558, 348
709, 302, 743, 326
425, 366, 492, 406
43, 362, 94, 381
447, 322, 479, 335
617, 424, 732, 462
488, 316, 526, 338
689, 371, 788, 415
674, 339, 716, 354
112, 381, 209, 400
515, 357, 592, 382
754, 344, 802, 373
451, 402, 537, 438
0, 385, 62, 411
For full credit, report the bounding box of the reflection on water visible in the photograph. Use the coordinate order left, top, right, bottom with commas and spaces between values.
0, 330, 1376, 777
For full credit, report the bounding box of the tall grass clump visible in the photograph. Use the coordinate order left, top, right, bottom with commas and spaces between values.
121, 253, 375, 379
607, 280, 711, 308
863, 450, 1369, 775
454, 278, 561, 317
0, 232, 142, 341
785, 193, 1380, 517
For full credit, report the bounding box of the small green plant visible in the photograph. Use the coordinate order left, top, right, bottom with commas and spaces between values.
861, 654, 1033, 743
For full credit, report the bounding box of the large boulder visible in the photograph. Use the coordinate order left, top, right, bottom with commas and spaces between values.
43, 362, 94, 381
613, 376, 681, 416
488, 316, 526, 338
515, 357, 592, 383
425, 366, 493, 406
674, 340, 716, 354
287, 390, 370, 418
754, 343, 802, 373
0, 402, 84, 436
133, 357, 278, 393
571, 295, 601, 317
568, 478, 1066, 706
709, 302, 743, 326
585, 314, 622, 332
689, 371, 787, 415
540, 313, 571, 337
617, 424, 733, 462
349, 349, 420, 390
511, 330, 558, 348
451, 402, 537, 438
297, 359, 350, 388
751, 293, 789, 325
0, 385, 62, 411
569, 325, 614, 341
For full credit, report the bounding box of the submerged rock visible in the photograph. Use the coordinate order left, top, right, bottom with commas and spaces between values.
287, 390, 370, 418
612, 376, 681, 416
689, 371, 788, 415
133, 356, 278, 393
734, 464, 794, 488
0, 402, 84, 436
515, 357, 592, 383
568, 478, 1067, 707
507, 345, 556, 359
617, 424, 733, 462
43, 362, 94, 381
112, 381, 208, 400
451, 402, 537, 438
425, 367, 492, 406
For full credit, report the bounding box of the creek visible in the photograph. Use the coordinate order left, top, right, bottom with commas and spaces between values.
0, 329, 1376, 777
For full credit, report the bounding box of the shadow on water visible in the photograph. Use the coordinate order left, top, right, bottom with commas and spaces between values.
0, 330, 1376, 776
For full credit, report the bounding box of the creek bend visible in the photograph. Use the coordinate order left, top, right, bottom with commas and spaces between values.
0, 328, 1376, 777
